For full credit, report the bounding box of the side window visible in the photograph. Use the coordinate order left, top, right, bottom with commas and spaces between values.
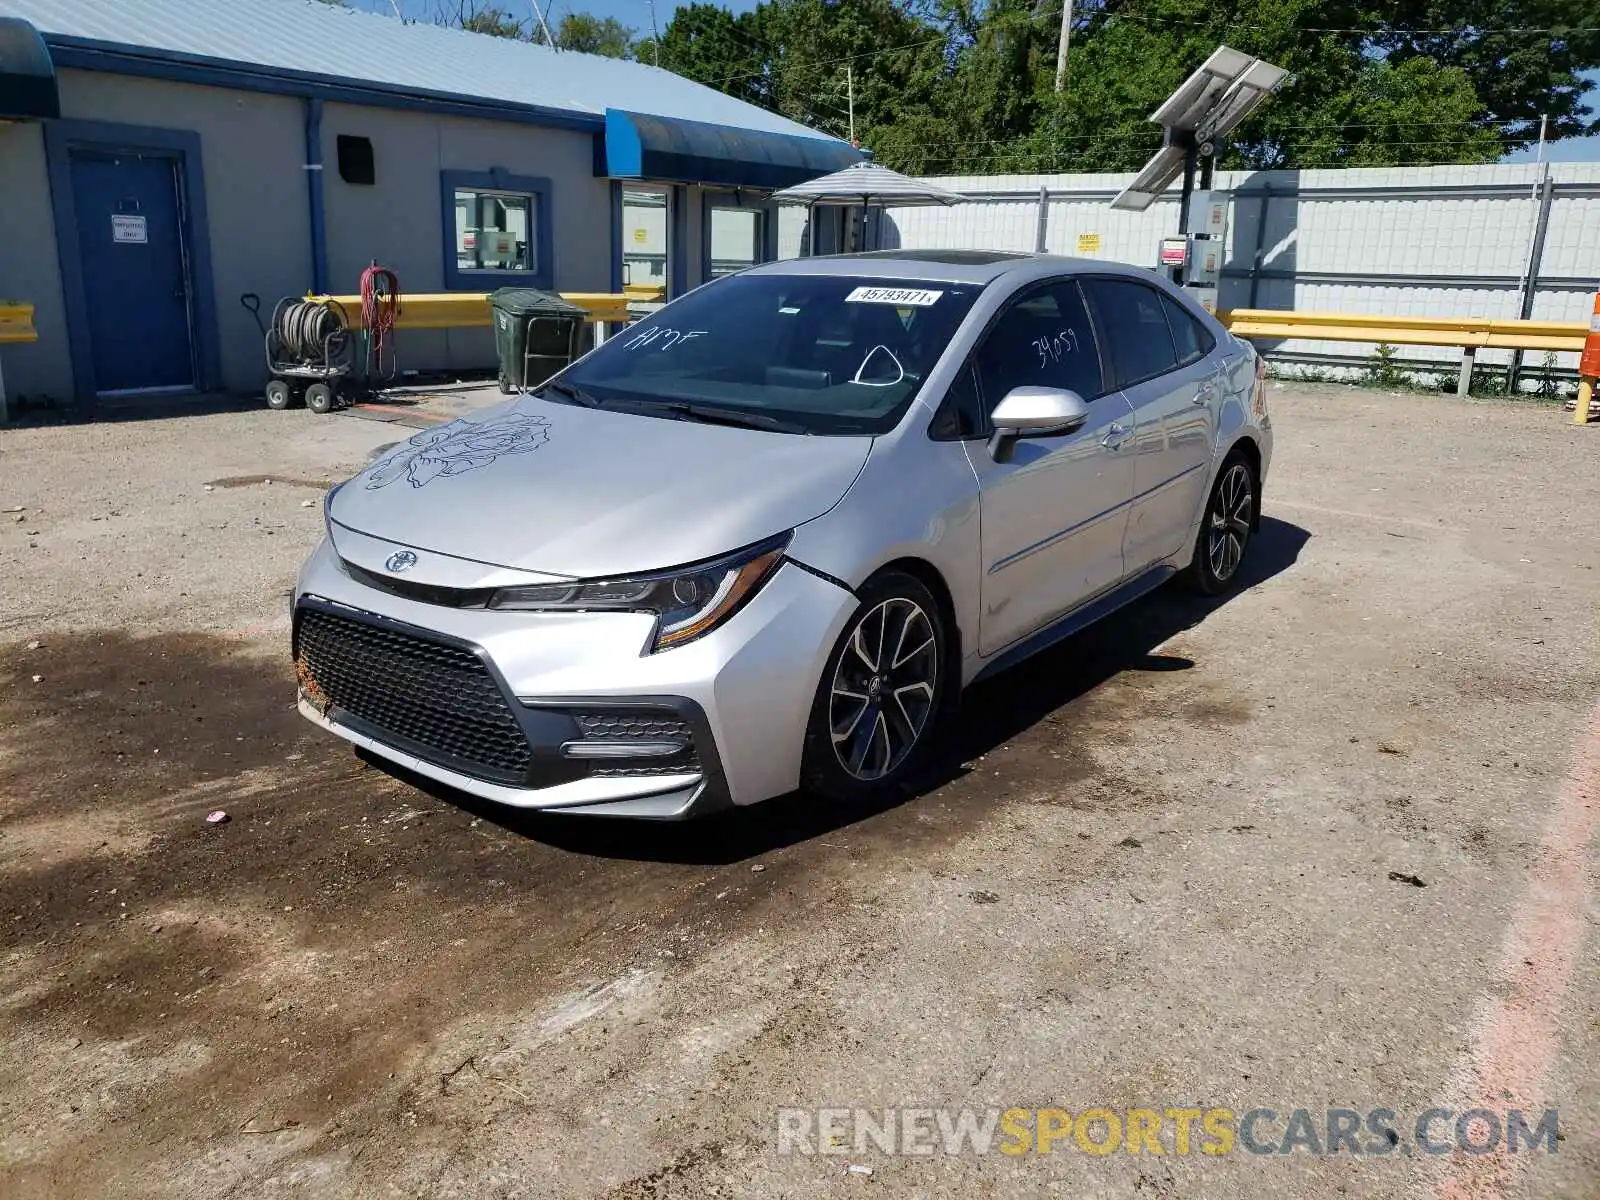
973, 281, 1103, 416
929, 365, 984, 440
1160, 292, 1215, 367
1084, 278, 1179, 387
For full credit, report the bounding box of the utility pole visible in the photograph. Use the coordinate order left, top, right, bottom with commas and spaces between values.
646, 0, 660, 66
528, 0, 557, 50
1053, 0, 1074, 93
847, 65, 855, 144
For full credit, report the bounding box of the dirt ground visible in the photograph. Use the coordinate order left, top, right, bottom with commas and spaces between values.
1, 384, 1597, 1199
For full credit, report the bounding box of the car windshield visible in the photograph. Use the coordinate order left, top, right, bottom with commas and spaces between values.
556, 273, 983, 434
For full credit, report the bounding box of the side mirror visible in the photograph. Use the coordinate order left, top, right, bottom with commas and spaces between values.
987, 386, 1090, 462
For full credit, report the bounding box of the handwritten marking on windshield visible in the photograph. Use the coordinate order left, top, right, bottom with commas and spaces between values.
852, 345, 906, 387
623, 327, 707, 351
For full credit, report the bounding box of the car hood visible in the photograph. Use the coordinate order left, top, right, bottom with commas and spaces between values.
328, 396, 872, 579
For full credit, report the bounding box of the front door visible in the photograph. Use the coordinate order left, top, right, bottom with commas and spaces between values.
68, 149, 194, 394
1083, 277, 1217, 571
965, 278, 1137, 656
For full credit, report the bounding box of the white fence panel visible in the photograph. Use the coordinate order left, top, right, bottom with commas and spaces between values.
858, 162, 1600, 383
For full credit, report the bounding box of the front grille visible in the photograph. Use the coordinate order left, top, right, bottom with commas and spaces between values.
296, 607, 533, 784
572, 710, 702, 777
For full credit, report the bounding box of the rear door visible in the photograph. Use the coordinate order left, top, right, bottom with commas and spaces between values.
1083, 276, 1217, 572
963, 278, 1136, 656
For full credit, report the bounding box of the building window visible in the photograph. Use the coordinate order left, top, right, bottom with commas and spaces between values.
707, 204, 763, 278
455, 188, 536, 274
439, 170, 552, 290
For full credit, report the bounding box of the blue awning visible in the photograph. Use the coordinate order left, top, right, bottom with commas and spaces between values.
600, 108, 860, 190
0, 18, 59, 120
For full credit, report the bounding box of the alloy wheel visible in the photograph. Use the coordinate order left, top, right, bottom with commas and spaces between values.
1207, 462, 1254, 583
829, 597, 939, 781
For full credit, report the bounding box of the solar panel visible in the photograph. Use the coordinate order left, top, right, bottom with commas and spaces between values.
1111, 45, 1287, 213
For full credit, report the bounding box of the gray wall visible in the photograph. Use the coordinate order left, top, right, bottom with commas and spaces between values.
876, 163, 1600, 383
319, 102, 611, 371
0, 119, 67, 400
61, 69, 311, 396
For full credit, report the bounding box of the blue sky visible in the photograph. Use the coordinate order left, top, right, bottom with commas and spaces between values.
352, 1, 1597, 161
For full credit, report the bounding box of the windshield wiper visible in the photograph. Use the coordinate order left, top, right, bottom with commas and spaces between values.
538, 379, 603, 408
649, 402, 811, 435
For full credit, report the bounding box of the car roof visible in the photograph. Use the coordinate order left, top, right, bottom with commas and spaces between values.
748, 251, 1148, 286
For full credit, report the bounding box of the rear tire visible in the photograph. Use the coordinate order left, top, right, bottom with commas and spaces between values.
305, 383, 335, 415
1183, 451, 1256, 595
497, 370, 517, 395
800, 572, 948, 804
264, 379, 292, 410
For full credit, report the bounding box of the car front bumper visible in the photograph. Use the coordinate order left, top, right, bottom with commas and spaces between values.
292, 536, 855, 818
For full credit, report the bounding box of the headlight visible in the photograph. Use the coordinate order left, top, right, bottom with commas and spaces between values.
488, 533, 790, 652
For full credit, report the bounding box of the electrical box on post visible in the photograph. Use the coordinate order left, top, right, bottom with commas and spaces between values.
1184, 236, 1224, 287
1187, 190, 1231, 240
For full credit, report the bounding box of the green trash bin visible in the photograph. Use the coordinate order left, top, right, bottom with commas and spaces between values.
489, 287, 589, 393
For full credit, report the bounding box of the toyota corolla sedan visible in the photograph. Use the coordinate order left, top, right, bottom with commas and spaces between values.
293, 250, 1271, 818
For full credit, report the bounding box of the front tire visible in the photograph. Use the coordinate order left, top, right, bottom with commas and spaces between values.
1184, 452, 1255, 594
800, 572, 948, 803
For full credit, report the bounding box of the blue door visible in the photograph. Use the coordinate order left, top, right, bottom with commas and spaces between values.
68, 150, 194, 393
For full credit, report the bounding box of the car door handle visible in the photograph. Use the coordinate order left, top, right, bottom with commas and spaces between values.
1101, 422, 1130, 449
1193, 384, 1216, 405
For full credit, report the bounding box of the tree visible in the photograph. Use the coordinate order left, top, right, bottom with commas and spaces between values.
438, 1, 527, 40
426, 0, 1596, 171
544, 13, 637, 58
650, 3, 771, 104
1374, 0, 1600, 149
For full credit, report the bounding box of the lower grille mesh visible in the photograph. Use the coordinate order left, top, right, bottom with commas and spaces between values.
573, 710, 701, 777
296, 607, 532, 783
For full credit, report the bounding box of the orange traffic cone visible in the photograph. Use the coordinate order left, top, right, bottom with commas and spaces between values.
1576, 291, 1600, 425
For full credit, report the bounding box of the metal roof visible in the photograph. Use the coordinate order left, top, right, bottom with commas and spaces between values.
0, 0, 841, 143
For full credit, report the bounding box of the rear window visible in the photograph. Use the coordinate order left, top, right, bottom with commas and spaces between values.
560, 273, 982, 435
1083, 277, 1179, 387
1161, 292, 1215, 366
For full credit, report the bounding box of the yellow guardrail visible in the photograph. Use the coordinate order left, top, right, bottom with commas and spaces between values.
1219, 309, 1586, 353
1218, 308, 1590, 399
0, 301, 38, 345
317, 291, 634, 329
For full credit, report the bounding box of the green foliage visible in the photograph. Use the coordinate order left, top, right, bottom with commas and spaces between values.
641, 0, 1597, 175
441, 1, 526, 40
1362, 343, 1414, 389
545, 14, 637, 58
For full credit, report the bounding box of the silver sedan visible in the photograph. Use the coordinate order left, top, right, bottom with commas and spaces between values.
292, 250, 1272, 817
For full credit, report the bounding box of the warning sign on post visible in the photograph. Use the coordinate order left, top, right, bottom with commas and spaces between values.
111, 214, 148, 244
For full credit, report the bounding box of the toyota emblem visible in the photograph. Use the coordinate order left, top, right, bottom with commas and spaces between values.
385, 550, 418, 573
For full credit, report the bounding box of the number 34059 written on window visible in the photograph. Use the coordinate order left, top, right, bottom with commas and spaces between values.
1033, 327, 1081, 368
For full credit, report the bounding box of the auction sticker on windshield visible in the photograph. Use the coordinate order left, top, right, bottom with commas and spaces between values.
845, 287, 944, 306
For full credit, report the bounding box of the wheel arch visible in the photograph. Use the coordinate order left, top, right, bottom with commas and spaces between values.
862, 556, 964, 696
